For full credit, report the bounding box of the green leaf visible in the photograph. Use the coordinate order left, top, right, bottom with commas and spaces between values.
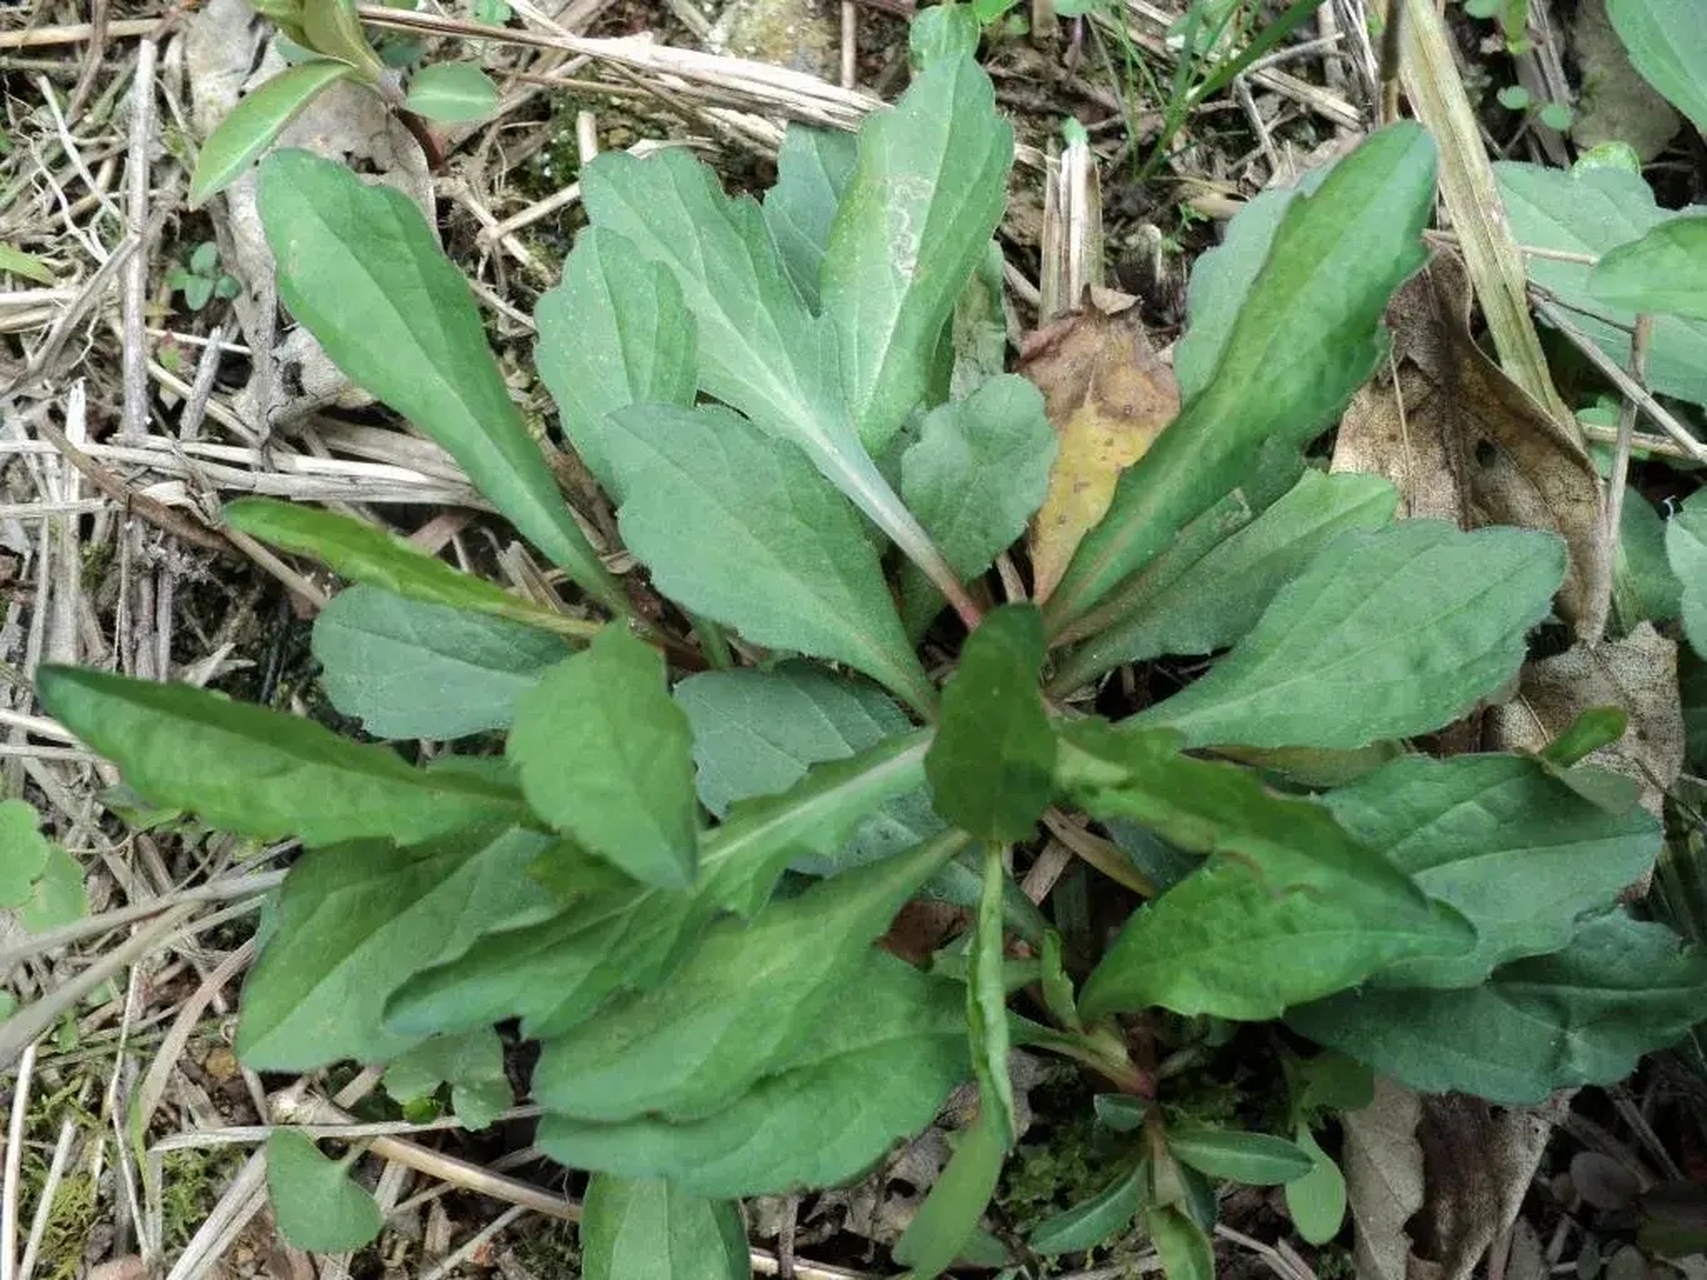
1128, 521, 1566, 750
926, 605, 1054, 843
237, 826, 557, 1069
604, 403, 933, 713
265, 1131, 383, 1254
531, 830, 963, 1121
910, 1, 983, 66
534, 227, 697, 500
0, 799, 52, 906
536, 950, 969, 1197
1063, 723, 1473, 1021
34, 666, 524, 847
0, 242, 55, 284
892, 1105, 1008, 1279
1496, 161, 1707, 408
1045, 122, 1435, 629
19, 846, 86, 932
313, 585, 570, 739
582, 1175, 748, 1280
900, 374, 1057, 581
403, 61, 499, 122
188, 61, 354, 207
382, 1027, 510, 1129
507, 627, 698, 888
1165, 1124, 1315, 1185
386, 733, 931, 1038
968, 844, 1016, 1146
1326, 752, 1658, 987
1142, 1204, 1214, 1280
300, 0, 384, 78
763, 124, 858, 311
1615, 489, 1683, 628
1590, 215, 1707, 320
1055, 469, 1398, 689
1668, 488, 1707, 659
1606, 0, 1707, 133
1287, 912, 1707, 1103
822, 55, 1014, 452
256, 150, 625, 612
1284, 1125, 1347, 1245
1028, 1162, 1146, 1255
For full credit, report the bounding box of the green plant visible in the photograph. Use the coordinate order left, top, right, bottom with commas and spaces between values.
24, 5, 1707, 1275
165, 240, 241, 312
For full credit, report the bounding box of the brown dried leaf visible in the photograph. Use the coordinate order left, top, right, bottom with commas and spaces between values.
1332, 253, 1609, 641
1018, 291, 1179, 603
1343, 1076, 1424, 1280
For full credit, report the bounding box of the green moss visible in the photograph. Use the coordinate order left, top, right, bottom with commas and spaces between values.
512, 1217, 582, 1275
161, 1146, 243, 1251
21, 1169, 97, 1280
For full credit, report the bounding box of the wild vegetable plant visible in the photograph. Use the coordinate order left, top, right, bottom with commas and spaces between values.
27, 9, 1707, 1275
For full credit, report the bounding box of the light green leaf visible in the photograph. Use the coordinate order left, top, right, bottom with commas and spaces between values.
909, 1, 982, 67
949, 241, 1009, 400
1615, 488, 1683, 627
1028, 1162, 1145, 1255
237, 826, 557, 1069
536, 950, 968, 1197
1284, 1125, 1347, 1245
256, 150, 625, 612
1056, 469, 1398, 688
1129, 521, 1565, 750
34, 666, 524, 846
313, 585, 570, 740
299, 0, 383, 78
265, 1131, 382, 1254
403, 62, 499, 122
1064, 723, 1472, 1021
1605, 0, 1707, 134
926, 605, 1054, 843
581, 1175, 748, 1280
1325, 753, 1660, 987
892, 1105, 1008, 1280
534, 227, 697, 499
1667, 488, 1707, 658
508, 627, 698, 888
1496, 161, 1707, 408
969, 843, 1016, 1146
0, 243, 55, 284
531, 830, 963, 1121
0, 799, 52, 906
189, 61, 355, 207
822, 55, 1013, 452
1045, 123, 1435, 631
900, 374, 1057, 580
1143, 1204, 1214, 1280
382, 1028, 511, 1129
763, 124, 858, 311
1165, 1124, 1315, 1185
604, 402, 933, 713
1287, 912, 1707, 1103
19, 846, 86, 932
1590, 215, 1707, 320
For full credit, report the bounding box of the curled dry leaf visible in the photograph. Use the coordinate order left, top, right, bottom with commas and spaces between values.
1342, 1075, 1424, 1280
1331, 252, 1609, 642
1018, 291, 1180, 603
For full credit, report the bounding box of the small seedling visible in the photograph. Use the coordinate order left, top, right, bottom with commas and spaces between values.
165, 241, 241, 312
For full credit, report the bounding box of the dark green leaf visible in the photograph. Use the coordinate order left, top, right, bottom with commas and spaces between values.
926, 605, 1053, 843
1028, 1162, 1146, 1255
581, 1175, 748, 1280
508, 628, 698, 887
1165, 1124, 1315, 1185
534, 227, 697, 500
403, 62, 499, 123
605, 403, 934, 713
1130, 521, 1565, 749
763, 125, 857, 311
382, 1027, 510, 1129
35, 666, 524, 846
188, 61, 354, 207
892, 1105, 1008, 1279
256, 150, 624, 611
1540, 707, 1631, 767
1142, 1204, 1214, 1280
265, 1131, 382, 1254
1287, 912, 1707, 1103
1590, 214, 1707, 320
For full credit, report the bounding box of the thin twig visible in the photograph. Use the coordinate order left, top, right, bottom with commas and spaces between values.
120, 39, 158, 438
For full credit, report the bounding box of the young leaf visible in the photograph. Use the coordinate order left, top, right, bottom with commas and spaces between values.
1028, 1162, 1146, 1255
1284, 1125, 1347, 1245
1142, 1204, 1215, 1280
238, 827, 557, 1069
507, 627, 698, 888
1605, 0, 1707, 134
1288, 912, 1707, 1103
1045, 123, 1436, 631
299, 0, 384, 79
0, 243, 56, 285
530, 830, 964, 1121
821, 54, 1014, 453
581, 1175, 748, 1280
34, 666, 524, 846
188, 61, 355, 207
256, 150, 626, 613
403, 62, 499, 123
537, 950, 969, 1198
1063, 723, 1472, 1021
0, 799, 52, 906
1129, 521, 1565, 750
604, 403, 934, 713
1590, 215, 1707, 321
763, 124, 858, 311
313, 585, 570, 740
1165, 1124, 1315, 1185
382, 1027, 511, 1129
1667, 488, 1707, 659
925, 605, 1054, 843
892, 1105, 1009, 1280
534, 227, 698, 499
265, 1131, 383, 1254
1324, 753, 1660, 988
